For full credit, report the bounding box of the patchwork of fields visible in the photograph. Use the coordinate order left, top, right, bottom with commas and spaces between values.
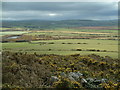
1, 26, 120, 89
1, 27, 119, 58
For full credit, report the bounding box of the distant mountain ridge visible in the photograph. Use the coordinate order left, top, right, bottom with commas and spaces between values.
2, 19, 118, 29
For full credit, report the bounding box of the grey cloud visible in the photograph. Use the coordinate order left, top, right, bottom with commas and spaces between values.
2, 2, 118, 20
2, 2, 117, 11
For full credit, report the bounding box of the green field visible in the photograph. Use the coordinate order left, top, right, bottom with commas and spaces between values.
1, 27, 119, 58
0, 31, 28, 36
0, 27, 27, 30
54, 28, 118, 33
2, 39, 118, 58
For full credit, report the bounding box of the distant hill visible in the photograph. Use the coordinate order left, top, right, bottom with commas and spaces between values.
2, 19, 117, 29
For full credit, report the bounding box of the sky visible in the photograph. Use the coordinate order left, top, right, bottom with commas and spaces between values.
2, 2, 118, 21
2, 0, 119, 2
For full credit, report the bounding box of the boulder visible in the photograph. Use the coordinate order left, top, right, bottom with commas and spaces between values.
76, 71, 83, 77
68, 72, 79, 81
60, 72, 67, 77
50, 76, 59, 84
86, 78, 94, 82
68, 76, 76, 81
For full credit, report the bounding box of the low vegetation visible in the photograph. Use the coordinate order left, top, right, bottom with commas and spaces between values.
2, 51, 120, 89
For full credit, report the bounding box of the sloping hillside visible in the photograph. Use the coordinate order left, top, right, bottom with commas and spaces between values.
2, 20, 117, 29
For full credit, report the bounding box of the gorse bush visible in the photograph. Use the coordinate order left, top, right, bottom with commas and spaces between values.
53, 77, 83, 88
2, 51, 120, 89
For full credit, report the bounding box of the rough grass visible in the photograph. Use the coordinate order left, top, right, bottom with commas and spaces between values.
54, 28, 118, 33
2, 39, 118, 58
0, 31, 28, 36
25, 29, 117, 36
1, 27, 118, 58
0, 27, 27, 30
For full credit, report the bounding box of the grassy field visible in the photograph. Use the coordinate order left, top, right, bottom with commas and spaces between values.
1, 27, 119, 58
0, 31, 28, 36
24, 28, 118, 35
2, 39, 118, 58
25, 31, 115, 36
0, 27, 27, 30
54, 28, 118, 33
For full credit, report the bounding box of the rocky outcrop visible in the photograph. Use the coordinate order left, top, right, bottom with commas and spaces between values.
50, 72, 108, 88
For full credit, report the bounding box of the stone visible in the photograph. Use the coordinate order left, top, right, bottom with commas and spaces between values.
81, 78, 87, 83
93, 80, 102, 85
68, 76, 76, 81
76, 71, 83, 77
60, 72, 67, 77
50, 76, 59, 84
86, 78, 94, 82
68, 72, 79, 80
101, 78, 107, 83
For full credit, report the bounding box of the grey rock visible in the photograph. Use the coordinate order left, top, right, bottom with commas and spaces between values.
81, 78, 87, 83
60, 72, 67, 77
101, 78, 107, 83
50, 76, 59, 83
86, 78, 94, 82
76, 71, 83, 77
68, 72, 79, 80
93, 80, 102, 85
66, 72, 83, 81
68, 76, 76, 81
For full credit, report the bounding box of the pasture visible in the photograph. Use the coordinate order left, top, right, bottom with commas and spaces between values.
0, 31, 28, 36
2, 39, 118, 58
1, 27, 119, 58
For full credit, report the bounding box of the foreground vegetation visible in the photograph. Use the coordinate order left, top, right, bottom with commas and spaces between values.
1, 27, 119, 58
2, 51, 120, 89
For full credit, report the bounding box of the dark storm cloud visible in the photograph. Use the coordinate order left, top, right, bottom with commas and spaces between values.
2, 2, 118, 20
